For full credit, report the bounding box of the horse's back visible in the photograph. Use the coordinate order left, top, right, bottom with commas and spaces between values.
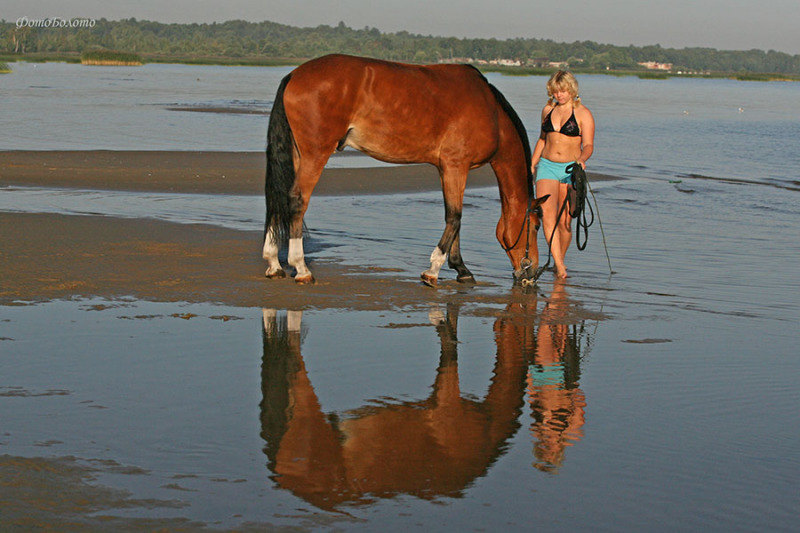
286, 54, 494, 117
284, 54, 500, 166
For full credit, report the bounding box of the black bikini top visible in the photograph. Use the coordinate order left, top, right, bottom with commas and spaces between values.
541, 107, 581, 137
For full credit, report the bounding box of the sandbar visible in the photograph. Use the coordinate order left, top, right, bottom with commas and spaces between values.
0, 150, 616, 314
0, 150, 617, 195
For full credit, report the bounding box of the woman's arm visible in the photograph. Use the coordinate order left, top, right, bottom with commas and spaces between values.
530, 106, 551, 172
576, 106, 595, 169
531, 135, 546, 171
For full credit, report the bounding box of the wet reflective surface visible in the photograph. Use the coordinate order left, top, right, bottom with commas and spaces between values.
2, 164, 799, 528
1, 278, 797, 529
260, 284, 592, 509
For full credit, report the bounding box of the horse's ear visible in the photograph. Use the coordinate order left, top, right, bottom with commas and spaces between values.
532, 194, 550, 207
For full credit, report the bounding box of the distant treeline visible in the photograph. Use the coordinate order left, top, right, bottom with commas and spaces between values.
3, 18, 800, 74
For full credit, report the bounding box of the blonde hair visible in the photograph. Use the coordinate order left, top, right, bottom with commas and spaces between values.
546, 70, 581, 107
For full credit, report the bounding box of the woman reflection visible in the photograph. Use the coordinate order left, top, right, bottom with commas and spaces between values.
527, 280, 587, 472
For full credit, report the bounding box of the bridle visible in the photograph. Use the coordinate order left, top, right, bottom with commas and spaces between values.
500, 194, 542, 286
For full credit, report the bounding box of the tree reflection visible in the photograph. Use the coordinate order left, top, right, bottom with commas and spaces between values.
260, 284, 593, 509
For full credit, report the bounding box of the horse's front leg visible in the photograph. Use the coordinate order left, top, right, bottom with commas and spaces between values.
422, 167, 469, 287
421, 240, 450, 287
448, 233, 475, 283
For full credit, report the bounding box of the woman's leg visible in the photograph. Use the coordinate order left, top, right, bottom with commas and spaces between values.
536, 178, 569, 278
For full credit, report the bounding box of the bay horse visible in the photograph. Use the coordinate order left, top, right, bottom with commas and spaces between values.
262, 54, 549, 286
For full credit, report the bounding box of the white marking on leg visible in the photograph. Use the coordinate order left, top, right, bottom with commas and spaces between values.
287, 310, 303, 332
288, 237, 312, 279
262, 227, 283, 276
428, 306, 445, 326
262, 308, 277, 333
423, 246, 447, 279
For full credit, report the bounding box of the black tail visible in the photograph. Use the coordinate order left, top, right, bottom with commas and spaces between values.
264, 73, 298, 244
486, 83, 534, 197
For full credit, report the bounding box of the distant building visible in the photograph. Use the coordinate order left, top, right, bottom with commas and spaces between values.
490, 58, 522, 67
438, 57, 474, 64
638, 61, 673, 71
439, 57, 522, 67
526, 57, 549, 68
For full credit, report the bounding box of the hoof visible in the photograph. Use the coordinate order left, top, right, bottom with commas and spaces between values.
456, 274, 476, 284
265, 268, 286, 279
294, 274, 315, 285
420, 272, 438, 287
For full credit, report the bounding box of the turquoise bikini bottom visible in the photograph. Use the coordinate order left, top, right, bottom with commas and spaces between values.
536, 157, 573, 184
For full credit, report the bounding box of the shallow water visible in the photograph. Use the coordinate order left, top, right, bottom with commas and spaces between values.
3, 62, 800, 185
1, 172, 799, 528
1, 287, 797, 529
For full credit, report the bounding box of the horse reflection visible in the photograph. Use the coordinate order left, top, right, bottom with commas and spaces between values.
260, 293, 592, 508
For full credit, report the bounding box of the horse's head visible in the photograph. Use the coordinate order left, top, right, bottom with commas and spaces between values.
499, 194, 550, 284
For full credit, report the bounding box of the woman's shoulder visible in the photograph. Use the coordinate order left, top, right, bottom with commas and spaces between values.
575, 104, 594, 120
541, 104, 554, 118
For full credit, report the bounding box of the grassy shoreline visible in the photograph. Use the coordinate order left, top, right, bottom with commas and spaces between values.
1, 52, 797, 81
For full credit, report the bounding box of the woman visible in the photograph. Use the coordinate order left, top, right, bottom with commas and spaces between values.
531, 71, 595, 279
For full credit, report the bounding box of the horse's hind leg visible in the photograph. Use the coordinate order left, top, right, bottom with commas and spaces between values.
263, 227, 286, 278
422, 166, 470, 287
288, 156, 327, 284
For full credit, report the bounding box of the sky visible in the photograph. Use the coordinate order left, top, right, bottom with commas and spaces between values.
5, 0, 800, 55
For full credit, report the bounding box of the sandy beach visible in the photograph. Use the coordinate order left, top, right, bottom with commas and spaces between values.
0, 150, 502, 195
0, 150, 617, 195
0, 150, 616, 311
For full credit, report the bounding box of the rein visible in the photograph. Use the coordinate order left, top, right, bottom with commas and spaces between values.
568, 163, 593, 251
520, 163, 613, 286
500, 195, 540, 277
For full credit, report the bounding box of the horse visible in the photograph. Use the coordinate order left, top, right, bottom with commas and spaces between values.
262, 54, 549, 286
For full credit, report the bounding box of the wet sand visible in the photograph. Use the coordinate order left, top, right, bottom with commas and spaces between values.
0, 151, 613, 314
1, 211, 608, 318
0, 455, 204, 530
0, 150, 495, 195
0, 150, 617, 195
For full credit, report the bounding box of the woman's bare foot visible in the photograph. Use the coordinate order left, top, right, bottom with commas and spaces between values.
555, 265, 568, 279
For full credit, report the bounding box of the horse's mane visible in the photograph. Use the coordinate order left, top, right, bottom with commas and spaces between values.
466, 65, 534, 196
